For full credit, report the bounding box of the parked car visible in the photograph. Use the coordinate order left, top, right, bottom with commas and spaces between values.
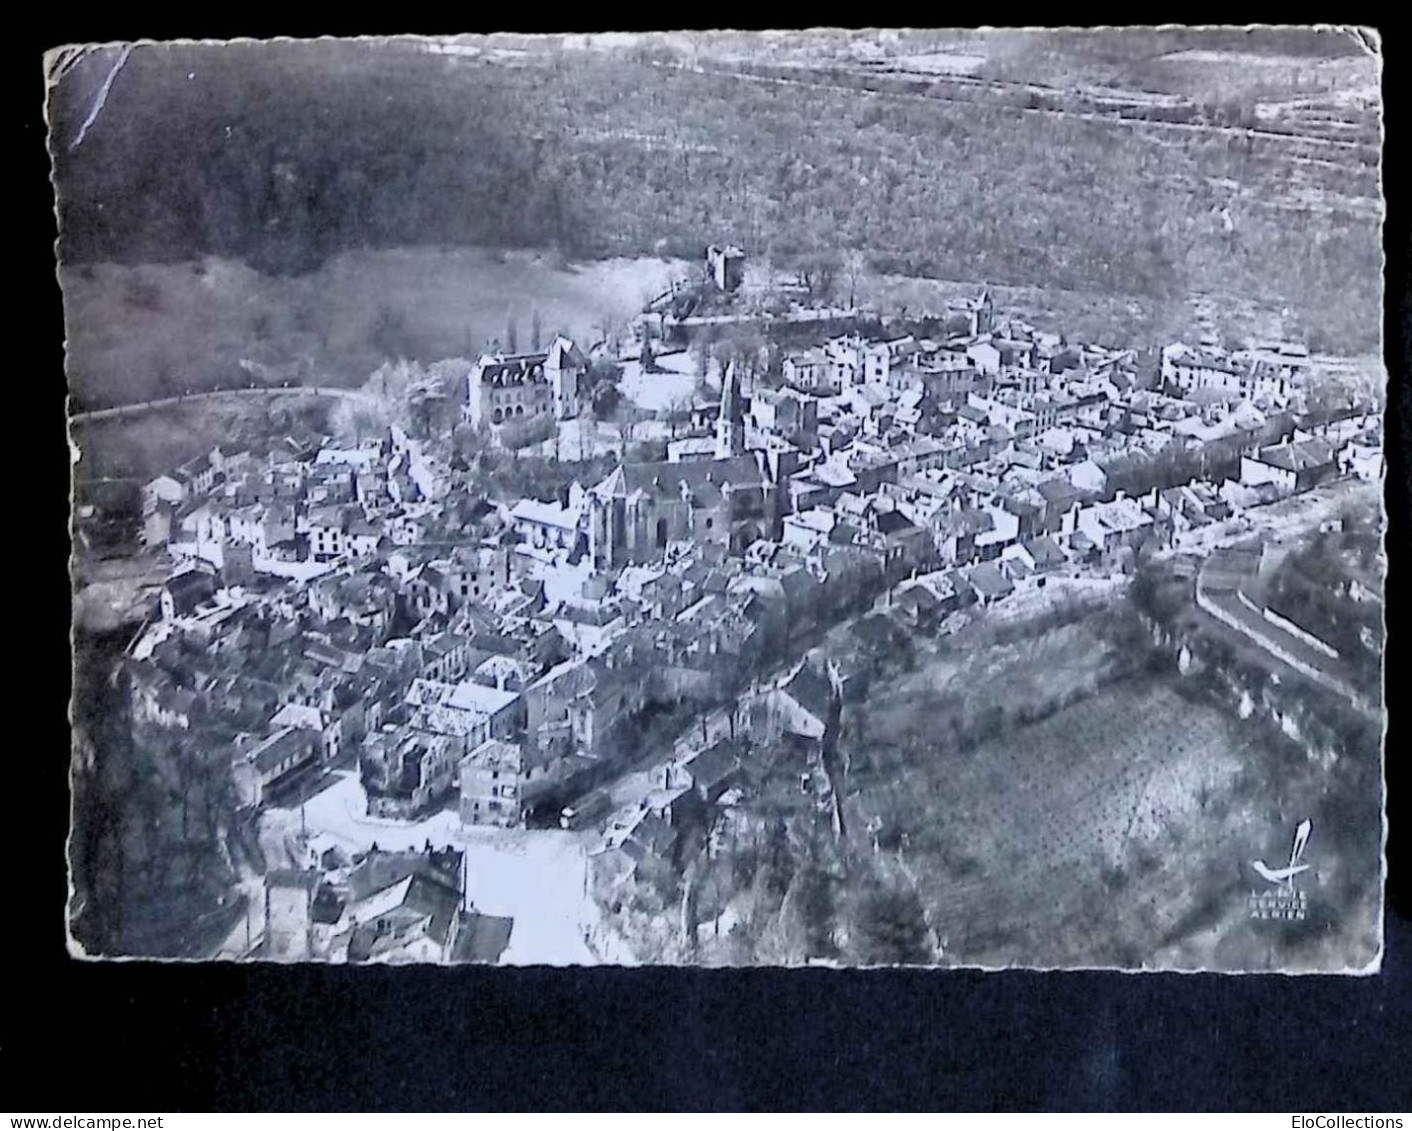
560, 788, 613, 831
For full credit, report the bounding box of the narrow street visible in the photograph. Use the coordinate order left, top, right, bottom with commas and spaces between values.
257, 771, 615, 965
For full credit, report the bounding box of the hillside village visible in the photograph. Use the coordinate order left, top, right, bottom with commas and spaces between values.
71, 243, 1385, 965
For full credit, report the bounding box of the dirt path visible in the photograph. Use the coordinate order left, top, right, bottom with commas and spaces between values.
654, 59, 1378, 157
70, 383, 381, 424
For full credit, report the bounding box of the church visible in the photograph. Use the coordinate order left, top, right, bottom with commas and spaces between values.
586, 364, 785, 570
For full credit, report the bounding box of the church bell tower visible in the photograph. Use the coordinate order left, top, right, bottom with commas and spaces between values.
716, 361, 745, 459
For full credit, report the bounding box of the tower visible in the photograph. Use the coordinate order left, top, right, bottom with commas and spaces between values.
588, 492, 615, 572
976, 288, 994, 336
716, 361, 745, 459
545, 336, 584, 419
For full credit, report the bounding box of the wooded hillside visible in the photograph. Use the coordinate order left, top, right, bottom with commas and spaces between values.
49, 36, 1382, 350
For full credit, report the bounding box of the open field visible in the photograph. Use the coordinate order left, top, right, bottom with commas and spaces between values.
619, 348, 700, 411
840, 611, 1381, 971
861, 272, 1310, 355
61, 249, 688, 409
698, 28, 1375, 104
899, 682, 1246, 962
733, 29, 1378, 140
69, 393, 337, 483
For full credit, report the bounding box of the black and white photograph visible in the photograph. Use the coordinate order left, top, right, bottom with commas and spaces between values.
53, 27, 1386, 973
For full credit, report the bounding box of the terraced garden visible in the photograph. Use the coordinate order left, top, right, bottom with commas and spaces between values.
840, 612, 1381, 970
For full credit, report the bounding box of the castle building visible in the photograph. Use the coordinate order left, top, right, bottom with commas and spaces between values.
463, 336, 586, 430
706, 245, 746, 293
951, 289, 994, 337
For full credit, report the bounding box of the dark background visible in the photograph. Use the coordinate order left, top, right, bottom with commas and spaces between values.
16, 16, 1411, 1113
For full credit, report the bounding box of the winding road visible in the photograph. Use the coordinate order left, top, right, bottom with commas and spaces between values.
70, 383, 380, 424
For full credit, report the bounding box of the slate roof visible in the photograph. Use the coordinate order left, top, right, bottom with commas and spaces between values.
249, 727, 315, 775
896, 583, 940, 612
627, 810, 679, 860
684, 740, 743, 793
450, 913, 515, 964
598, 454, 770, 501
1037, 477, 1083, 507
346, 871, 462, 962
1256, 438, 1336, 472
966, 562, 1014, 599
347, 848, 464, 904
164, 569, 216, 616
873, 509, 918, 536
781, 662, 836, 724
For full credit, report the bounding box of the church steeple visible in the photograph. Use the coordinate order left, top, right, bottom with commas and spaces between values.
716, 360, 744, 458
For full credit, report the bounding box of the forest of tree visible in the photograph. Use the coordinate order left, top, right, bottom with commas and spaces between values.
1264, 519, 1384, 696
49, 40, 1382, 349
70, 626, 243, 958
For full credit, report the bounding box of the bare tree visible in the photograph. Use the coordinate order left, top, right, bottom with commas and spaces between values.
680, 852, 703, 956
665, 393, 692, 439
592, 308, 619, 351
369, 303, 411, 360
153, 351, 179, 398
796, 251, 842, 302
843, 249, 869, 310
